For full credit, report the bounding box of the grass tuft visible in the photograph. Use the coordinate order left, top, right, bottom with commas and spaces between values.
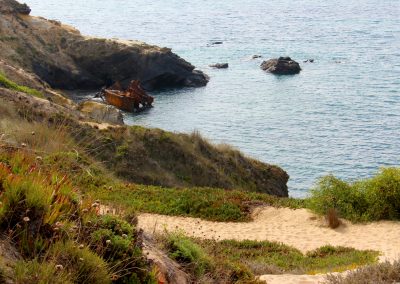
14, 259, 73, 284
0, 72, 45, 98
48, 241, 111, 284
326, 208, 341, 229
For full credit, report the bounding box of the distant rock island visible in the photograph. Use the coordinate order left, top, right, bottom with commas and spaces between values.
261, 57, 301, 75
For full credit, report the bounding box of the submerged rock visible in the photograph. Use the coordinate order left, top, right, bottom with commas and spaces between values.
209, 63, 229, 69
261, 57, 301, 75
0, 0, 209, 91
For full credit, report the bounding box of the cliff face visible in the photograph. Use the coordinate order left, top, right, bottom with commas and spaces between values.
0, 0, 289, 197
0, 0, 209, 90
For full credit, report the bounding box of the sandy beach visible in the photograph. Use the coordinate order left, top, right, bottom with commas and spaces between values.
138, 207, 400, 283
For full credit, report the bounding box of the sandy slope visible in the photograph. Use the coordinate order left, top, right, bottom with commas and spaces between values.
258, 273, 335, 284
137, 207, 400, 283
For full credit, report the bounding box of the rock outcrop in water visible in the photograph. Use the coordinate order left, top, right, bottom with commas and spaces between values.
209, 63, 229, 69
0, 0, 209, 91
261, 57, 301, 75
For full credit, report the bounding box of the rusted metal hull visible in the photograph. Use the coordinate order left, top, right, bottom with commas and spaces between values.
101, 80, 154, 112
103, 90, 136, 112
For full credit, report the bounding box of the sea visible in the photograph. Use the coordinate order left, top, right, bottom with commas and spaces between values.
25, 0, 400, 197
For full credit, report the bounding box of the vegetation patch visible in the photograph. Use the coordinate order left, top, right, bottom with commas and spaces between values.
0, 107, 301, 223
0, 149, 155, 283
160, 233, 378, 282
164, 232, 213, 278
93, 184, 304, 222
0, 72, 44, 98
161, 232, 260, 283
198, 239, 378, 275
307, 168, 400, 222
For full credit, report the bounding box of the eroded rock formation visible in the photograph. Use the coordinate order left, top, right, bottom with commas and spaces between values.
0, 0, 209, 91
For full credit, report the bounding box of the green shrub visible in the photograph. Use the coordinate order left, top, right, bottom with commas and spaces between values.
363, 168, 400, 220
164, 232, 213, 277
308, 168, 400, 222
0, 72, 44, 98
83, 215, 152, 283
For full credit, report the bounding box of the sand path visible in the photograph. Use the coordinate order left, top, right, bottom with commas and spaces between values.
137, 207, 400, 283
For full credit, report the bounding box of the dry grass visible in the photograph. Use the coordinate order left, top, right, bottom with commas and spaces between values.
326, 208, 341, 229
325, 260, 400, 284
1, 96, 289, 197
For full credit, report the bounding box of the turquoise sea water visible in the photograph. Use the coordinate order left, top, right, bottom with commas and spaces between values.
26, 0, 400, 197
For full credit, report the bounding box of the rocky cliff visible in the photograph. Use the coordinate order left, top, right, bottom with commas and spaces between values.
0, 0, 289, 197
0, 0, 209, 90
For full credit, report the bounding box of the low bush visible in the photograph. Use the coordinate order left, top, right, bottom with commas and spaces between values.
164, 232, 213, 277
81, 214, 153, 283
307, 168, 400, 222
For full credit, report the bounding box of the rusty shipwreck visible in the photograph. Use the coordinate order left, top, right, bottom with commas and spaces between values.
100, 80, 154, 112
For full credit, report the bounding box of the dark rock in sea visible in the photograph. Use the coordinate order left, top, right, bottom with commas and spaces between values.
209, 63, 229, 69
303, 59, 314, 63
252, 55, 262, 59
0, 0, 209, 91
211, 41, 223, 45
261, 57, 301, 75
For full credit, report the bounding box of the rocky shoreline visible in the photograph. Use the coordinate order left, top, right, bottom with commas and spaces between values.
0, 0, 209, 91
